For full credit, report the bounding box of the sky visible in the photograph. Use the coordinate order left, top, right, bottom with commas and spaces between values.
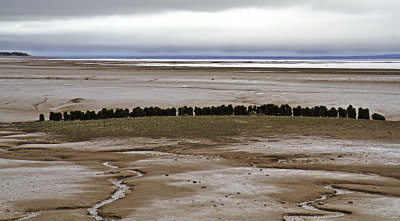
0, 0, 399, 57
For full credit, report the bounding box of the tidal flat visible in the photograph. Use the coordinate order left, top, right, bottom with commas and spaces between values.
0, 58, 399, 220
1, 58, 400, 122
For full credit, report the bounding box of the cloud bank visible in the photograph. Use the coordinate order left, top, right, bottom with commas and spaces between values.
0, 0, 399, 56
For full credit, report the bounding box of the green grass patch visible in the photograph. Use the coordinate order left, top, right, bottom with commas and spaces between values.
14, 116, 242, 141
12, 116, 399, 142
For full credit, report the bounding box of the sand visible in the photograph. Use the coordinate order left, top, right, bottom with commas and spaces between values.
1, 58, 400, 122
0, 58, 399, 220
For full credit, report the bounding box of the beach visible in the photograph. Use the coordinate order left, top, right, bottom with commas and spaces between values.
0, 58, 399, 220
1, 58, 400, 122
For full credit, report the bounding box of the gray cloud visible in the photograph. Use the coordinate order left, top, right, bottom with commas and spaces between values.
2, 0, 399, 20
1, 0, 399, 56
3, 0, 282, 20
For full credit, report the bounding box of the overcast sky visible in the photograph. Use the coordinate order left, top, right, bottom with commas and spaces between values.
1, 0, 399, 57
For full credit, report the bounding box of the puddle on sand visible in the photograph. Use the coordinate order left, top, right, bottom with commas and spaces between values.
284, 214, 344, 220
17, 211, 41, 221
128, 169, 144, 177
102, 162, 118, 169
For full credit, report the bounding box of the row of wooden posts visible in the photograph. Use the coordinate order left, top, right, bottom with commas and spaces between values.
39, 104, 385, 122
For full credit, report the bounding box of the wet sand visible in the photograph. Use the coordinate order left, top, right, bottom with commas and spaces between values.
0, 58, 399, 220
1, 127, 399, 220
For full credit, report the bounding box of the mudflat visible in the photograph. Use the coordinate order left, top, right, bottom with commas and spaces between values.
1, 58, 400, 122
0, 58, 399, 220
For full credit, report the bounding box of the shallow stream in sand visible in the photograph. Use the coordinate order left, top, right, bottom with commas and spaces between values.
283, 185, 354, 220
88, 162, 143, 221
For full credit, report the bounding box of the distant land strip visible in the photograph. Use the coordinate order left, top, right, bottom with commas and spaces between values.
0, 52, 30, 56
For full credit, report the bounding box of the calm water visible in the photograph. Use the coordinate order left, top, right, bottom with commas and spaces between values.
49, 58, 400, 69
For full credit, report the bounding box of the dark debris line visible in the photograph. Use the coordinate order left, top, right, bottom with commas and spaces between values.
41, 104, 385, 122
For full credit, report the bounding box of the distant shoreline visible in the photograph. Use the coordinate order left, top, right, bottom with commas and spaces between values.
57, 54, 400, 60
40, 57, 400, 69
0, 52, 30, 56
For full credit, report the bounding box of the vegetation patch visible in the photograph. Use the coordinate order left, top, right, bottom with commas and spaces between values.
14, 115, 399, 143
